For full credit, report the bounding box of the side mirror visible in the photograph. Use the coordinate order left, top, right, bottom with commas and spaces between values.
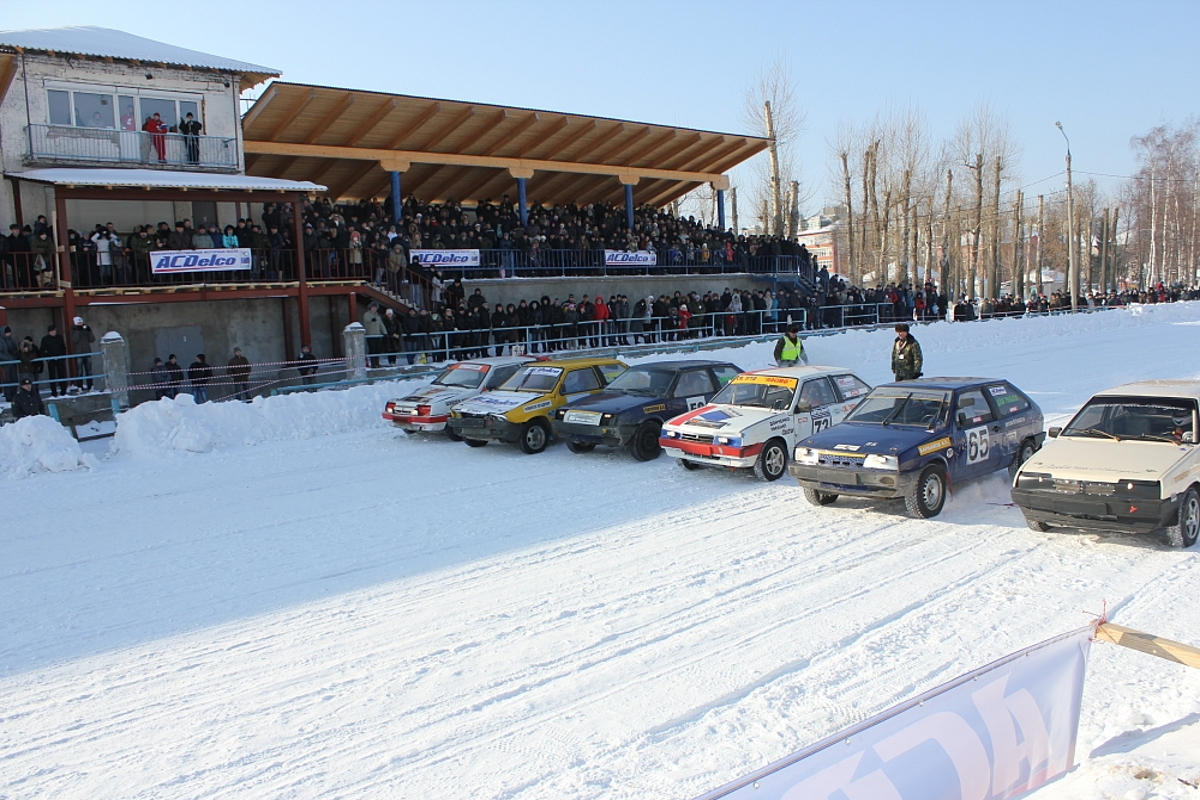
1048, 427, 1061, 438
795, 401, 812, 414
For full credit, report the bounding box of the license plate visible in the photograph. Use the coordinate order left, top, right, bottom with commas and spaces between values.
564, 410, 602, 425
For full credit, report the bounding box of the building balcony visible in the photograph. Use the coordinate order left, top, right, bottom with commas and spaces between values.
24, 124, 240, 172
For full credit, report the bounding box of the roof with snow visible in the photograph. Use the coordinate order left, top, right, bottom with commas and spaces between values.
0, 26, 279, 87
10, 167, 325, 193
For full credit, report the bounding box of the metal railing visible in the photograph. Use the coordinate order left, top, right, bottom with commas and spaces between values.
1, 350, 107, 400
26, 124, 239, 170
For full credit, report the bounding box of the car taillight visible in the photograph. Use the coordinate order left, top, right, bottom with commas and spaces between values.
417, 404, 432, 416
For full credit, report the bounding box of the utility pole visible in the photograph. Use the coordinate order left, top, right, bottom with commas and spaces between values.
1056, 121, 1078, 311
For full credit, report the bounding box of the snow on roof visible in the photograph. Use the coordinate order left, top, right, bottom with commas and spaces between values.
0, 26, 278, 78
10, 167, 325, 193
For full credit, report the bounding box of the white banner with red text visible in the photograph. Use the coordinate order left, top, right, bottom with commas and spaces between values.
604, 249, 657, 267
410, 249, 481, 268
151, 248, 253, 274
693, 626, 1093, 800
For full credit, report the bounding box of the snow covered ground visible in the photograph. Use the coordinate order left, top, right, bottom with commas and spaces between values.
2, 303, 1199, 800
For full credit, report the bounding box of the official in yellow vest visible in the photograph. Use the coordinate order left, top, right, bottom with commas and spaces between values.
773, 324, 808, 366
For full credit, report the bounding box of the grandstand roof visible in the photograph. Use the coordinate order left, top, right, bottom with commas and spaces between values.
0, 26, 279, 88
242, 82, 768, 208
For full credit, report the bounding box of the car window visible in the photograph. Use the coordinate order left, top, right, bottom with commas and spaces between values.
487, 364, 522, 388
832, 374, 870, 401
799, 377, 837, 408
1064, 395, 1197, 441
955, 388, 995, 428
673, 369, 716, 398
563, 368, 601, 394
711, 365, 741, 386
987, 383, 1031, 416
598, 363, 626, 384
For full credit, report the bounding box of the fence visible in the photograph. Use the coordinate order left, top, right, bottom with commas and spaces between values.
1, 350, 107, 400
26, 124, 239, 170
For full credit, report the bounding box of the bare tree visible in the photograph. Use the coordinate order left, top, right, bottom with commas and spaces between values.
742, 57, 809, 236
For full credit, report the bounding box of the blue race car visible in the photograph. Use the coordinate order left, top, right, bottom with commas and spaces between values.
551, 359, 743, 461
789, 378, 1045, 518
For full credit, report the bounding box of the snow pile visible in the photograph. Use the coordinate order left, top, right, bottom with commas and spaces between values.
112, 381, 419, 457
0, 415, 93, 478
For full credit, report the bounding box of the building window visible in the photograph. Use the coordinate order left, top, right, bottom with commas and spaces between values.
46, 86, 202, 132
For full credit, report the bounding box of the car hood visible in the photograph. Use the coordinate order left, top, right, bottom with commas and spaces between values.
394, 385, 475, 405
454, 390, 545, 415
564, 392, 660, 415
1022, 436, 1192, 479
800, 421, 946, 455
666, 404, 779, 433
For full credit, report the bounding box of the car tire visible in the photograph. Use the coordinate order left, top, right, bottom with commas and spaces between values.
1165, 485, 1200, 548
1008, 438, 1038, 479
679, 458, 703, 471
905, 464, 947, 518
802, 487, 838, 506
1024, 515, 1049, 532
445, 427, 463, 442
628, 421, 663, 462
519, 419, 550, 454
463, 438, 488, 448
567, 440, 596, 454
753, 438, 788, 482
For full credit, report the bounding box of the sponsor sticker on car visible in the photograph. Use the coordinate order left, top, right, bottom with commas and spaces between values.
643, 403, 667, 414
450, 363, 489, 372
733, 374, 799, 388
564, 410, 602, 425
524, 400, 552, 413
918, 436, 953, 456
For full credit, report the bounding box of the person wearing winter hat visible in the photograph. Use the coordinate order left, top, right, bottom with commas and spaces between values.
39, 324, 67, 397
70, 316, 96, 393
13, 376, 45, 420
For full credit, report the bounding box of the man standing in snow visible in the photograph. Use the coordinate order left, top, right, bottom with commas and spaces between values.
188, 354, 213, 403
773, 323, 807, 367
13, 377, 45, 419
226, 348, 252, 401
70, 316, 96, 393
891, 323, 923, 382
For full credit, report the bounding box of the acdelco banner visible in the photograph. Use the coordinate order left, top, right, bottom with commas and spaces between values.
410, 249, 480, 268
604, 249, 657, 267
694, 626, 1092, 800
152, 248, 252, 274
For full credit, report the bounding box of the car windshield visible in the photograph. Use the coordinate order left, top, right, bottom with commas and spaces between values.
605, 367, 674, 396
846, 388, 951, 428
1062, 395, 1197, 443
710, 376, 797, 410
499, 366, 563, 393
431, 364, 487, 389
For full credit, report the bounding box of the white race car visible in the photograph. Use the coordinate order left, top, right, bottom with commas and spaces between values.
382, 356, 533, 439
660, 365, 871, 481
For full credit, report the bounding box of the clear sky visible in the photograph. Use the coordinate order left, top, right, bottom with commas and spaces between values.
6, 0, 1197, 213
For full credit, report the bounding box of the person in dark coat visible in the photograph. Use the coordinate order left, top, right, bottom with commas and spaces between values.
187, 354, 213, 403
164, 354, 184, 398
13, 377, 45, 419
0, 326, 19, 403
151, 357, 170, 400
69, 315, 96, 392
891, 323, 923, 381
39, 324, 68, 397
226, 348, 252, 401
179, 112, 202, 164
297, 344, 318, 385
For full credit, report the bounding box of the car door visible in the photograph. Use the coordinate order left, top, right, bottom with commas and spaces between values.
561, 366, 602, 404
952, 387, 1000, 481
671, 368, 717, 415
795, 377, 840, 443
828, 373, 870, 423
983, 381, 1033, 465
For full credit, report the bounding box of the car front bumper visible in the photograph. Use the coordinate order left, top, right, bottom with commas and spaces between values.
789, 464, 920, 499
661, 438, 763, 469
447, 415, 522, 443
383, 412, 449, 432
1010, 488, 1179, 533
553, 420, 637, 448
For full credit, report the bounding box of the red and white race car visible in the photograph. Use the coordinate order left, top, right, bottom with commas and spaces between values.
383, 356, 534, 438
660, 365, 871, 481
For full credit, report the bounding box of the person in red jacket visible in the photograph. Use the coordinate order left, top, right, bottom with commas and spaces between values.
592, 294, 610, 347
142, 113, 167, 161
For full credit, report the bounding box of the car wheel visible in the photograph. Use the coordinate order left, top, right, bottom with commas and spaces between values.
802, 487, 838, 506
519, 419, 550, 454
445, 427, 463, 442
1008, 438, 1038, 479
628, 420, 663, 462
1024, 515, 1049, 532
905, 464, 947, 518
679, 458, 703, 471
567, 440, 596, 454
463, 438, 488, 448
1165, 486, 1200, 548
753, 438, 788, 482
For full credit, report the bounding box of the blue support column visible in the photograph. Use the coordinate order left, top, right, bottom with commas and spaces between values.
517, 177, 528, 228
624, 183, 634, 230
390, 171, 402, 224
717, 189, 726, 231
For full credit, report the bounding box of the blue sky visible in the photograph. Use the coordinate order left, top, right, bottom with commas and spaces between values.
7, 0, 1197, 211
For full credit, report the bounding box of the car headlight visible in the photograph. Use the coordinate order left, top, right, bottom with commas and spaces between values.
863, 454, 899, 471
715, 435, 742, 447
663, 429, 680, 439
1118, 479, 1161, 499
487, 413, 507, 424
795, 447, 820, 465
385, 402, 397, 413
601, 413, 616, 424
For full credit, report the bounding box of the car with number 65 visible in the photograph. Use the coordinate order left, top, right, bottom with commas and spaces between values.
791, 378, 1044, 518
660, 365, 872, 481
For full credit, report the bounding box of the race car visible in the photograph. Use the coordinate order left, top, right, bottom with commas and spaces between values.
660, 365, 871, 481
447, 357, 627, 454
551, 360, 743, 461
382, 355, 533, 439
1011, 379, 1200, 547
791, 378, 1045, 518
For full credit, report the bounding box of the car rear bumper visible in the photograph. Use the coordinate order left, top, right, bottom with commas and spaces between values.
1010, 488, 1179, 533
789, 464, 919, 498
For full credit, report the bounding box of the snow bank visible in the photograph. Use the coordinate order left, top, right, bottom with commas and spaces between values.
111, 381, 419, 457
0, 415, 93, 479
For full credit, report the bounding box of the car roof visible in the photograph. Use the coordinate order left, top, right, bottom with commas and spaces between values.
741, 365, 857, 380
875, 377, 1004, 391
1095, 379, 1200, 401
521, 356, 626, 368
625, 359, 738, 371
457, 355, 536, 367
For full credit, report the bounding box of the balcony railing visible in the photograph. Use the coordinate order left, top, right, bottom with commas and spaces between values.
25, 124, 240, 171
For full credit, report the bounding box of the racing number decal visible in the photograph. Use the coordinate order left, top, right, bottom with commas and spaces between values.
965, 426, 990, 464
812, 410, 832, 433
686, 396, 705, 411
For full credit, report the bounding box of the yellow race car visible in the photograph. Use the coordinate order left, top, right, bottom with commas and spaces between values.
447, 357, 627, 453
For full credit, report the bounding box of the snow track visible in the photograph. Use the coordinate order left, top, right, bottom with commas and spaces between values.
3, 303, 1200, 799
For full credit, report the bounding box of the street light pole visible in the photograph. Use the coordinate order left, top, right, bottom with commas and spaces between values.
1056, 121, 1078, 311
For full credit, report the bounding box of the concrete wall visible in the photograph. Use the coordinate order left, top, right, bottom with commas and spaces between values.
450, 273, 777, 310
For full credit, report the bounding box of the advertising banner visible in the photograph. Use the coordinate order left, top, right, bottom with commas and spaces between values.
410, 249, 481, 268
604, 249, 657, 267
151, 248, 252, 274
694, 626, 1093, 800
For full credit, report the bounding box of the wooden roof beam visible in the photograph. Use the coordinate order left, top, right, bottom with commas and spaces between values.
625, 129, 680, 166
303, 94, 356, 145
384, 102, 442, 151
482, 112, 540, 157
418, 166, 476, 205
522, 116, 571, 160
264, 89, 316, 142
534, 173, 607, 206
677, 138, 739, 173
547, 119, 596, 161
571, 122, 626, 162
653, 133, 705, 169
592, 125, 652, 165
456, 108, 509, 154
458, 168, 508, 204
416, 105, 475, 152
325, 160, 381, 200
343, 98, 398, 147
240, 84, 278, 132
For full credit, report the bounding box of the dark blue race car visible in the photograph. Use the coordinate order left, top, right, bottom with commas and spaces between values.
789, 378, 1045, 518
551, 359, 743, 461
